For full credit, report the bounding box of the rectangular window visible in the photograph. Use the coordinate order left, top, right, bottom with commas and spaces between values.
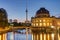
47, 23, 49, 26
40, 20, 42, 22
43, 23, 46, 26
50, 23, 52, 26
39, 23, 42, 26
43, 19, 45, 22
32, 23, 35, 27
36, 23, 38, 26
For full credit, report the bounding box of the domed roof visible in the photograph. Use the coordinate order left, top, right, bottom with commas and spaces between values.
0, 8, 6, 13
35, 7, 50, 17
0, 8, 8, 27
0, 8, 8, 18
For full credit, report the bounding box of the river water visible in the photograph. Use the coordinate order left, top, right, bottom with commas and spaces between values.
7, 30, 60, 40
7, 33, 32, 40
7, 30, 32, 40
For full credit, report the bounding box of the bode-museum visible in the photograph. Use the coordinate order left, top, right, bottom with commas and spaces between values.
31, 7, 60, 40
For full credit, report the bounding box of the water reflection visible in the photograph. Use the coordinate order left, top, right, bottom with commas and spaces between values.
32, 33, 60, 40
51, 33, 54, 40
7, 32, 32, 40
7, 30, 60, 40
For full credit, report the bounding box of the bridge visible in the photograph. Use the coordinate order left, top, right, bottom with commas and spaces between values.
0, 26, 56, 33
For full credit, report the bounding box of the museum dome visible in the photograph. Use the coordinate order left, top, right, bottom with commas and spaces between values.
35, 7, 50, 17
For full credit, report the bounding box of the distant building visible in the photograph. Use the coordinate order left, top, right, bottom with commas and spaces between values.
12, 19, 18, 26
0, 8, 8, 28
25, 20, 30, 23
9, 19, 12, 23
31, 7, 60, 40
13, 19, 18, 23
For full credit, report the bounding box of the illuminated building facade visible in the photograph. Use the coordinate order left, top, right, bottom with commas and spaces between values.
31, 7, 60, 40
0, 8, 8, 28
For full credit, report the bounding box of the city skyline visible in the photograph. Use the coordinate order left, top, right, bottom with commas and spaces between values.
0, 0, 60, 22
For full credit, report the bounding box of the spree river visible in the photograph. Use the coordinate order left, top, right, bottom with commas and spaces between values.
7, 30, 32, 40
7, 30, 60, 40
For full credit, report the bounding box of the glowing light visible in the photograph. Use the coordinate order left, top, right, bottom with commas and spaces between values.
40, 20, 42, 22
43, 23, 46, 26
57, 22, 60, 25
2, 33, 7, 40
50, 23, 52, 26
43, 19, 45, 22
39, 23, 42, 26
32, 34, 33, 40
32, 23, 35, 26
44, 34, 46, 40
48, 34, 49, 40
51, 26, 54, 28
51, 33, 54, 40
47, 23, 49, 26
40, 34, 42, 40
3, 34, 5, 40
58, 33, 60, 40
33, 23, 35, 26
0, 35, 1, 40
36, 23, 38, 26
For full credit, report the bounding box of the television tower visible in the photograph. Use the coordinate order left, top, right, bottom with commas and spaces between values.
25, 0, 28, 23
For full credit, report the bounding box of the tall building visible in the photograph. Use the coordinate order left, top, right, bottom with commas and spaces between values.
9, 19, 12, 23
31, 7, 60, 40
0, 8, 8, 28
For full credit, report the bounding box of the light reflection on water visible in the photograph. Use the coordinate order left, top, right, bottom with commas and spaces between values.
7, 32, 32, 40
7, 33, 60, 40
7, 30, 60, 40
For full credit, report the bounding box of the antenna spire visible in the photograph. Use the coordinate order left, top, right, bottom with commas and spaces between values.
26, 0, 28, 23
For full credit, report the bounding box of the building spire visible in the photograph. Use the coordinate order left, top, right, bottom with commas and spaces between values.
25, 0, 28, 23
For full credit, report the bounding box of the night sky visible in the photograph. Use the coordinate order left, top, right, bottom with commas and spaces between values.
0, 0, 60, 22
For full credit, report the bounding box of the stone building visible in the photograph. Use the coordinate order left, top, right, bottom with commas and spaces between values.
31, 7, 60, 40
